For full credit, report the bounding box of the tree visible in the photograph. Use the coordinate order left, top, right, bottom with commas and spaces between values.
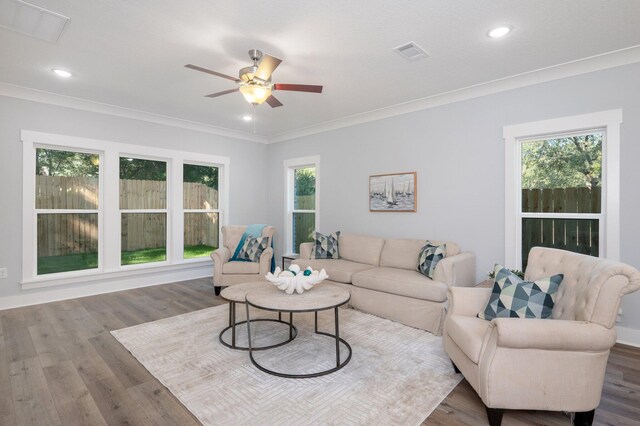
183, 164, 218, 188
119, 158, 166, 181
294, 168, 315, 196
521, 133, 602, 189
36, 148, 99, 177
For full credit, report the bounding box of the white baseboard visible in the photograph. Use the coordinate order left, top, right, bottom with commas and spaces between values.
0, 264, 212, 311
616, 326, 640, 348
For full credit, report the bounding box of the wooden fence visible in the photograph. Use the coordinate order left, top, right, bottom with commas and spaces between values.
521, 187, 600, 269
293, 195, 315, 253
36, 176, 219, 256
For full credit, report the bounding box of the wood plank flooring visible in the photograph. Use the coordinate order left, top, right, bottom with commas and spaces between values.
0, 278, 638, 425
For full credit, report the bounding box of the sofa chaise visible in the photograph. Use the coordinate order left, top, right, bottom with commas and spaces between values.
293, 233, 476, 335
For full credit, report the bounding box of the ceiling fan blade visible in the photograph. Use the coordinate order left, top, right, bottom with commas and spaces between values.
254, 54, 282, 81
273, 84, 323, 93
266, 95, 283, 108
204, 88, 239, 98
185, 64, 240, 82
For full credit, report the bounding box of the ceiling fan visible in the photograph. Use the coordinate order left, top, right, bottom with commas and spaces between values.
185, 49, 323, 108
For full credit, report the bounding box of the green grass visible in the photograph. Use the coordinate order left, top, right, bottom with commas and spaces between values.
183, 244, 217, 259
121, 247, 167, 266
37, 252, 98, 275
37, 245, 217, 275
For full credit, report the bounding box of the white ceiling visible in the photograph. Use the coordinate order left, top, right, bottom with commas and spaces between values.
1, 0, 640, 140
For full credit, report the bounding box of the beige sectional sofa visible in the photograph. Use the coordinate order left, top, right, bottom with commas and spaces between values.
293, 234, 476, 335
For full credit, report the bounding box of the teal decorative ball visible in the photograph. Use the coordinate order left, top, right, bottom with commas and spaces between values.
303, 270, 312, 276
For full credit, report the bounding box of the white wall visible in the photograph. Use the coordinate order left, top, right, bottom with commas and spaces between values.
2, 62, 639, 334
267, 62, 640, 331
0, 96, 268, 303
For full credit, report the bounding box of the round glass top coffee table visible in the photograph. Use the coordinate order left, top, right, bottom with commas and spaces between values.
244, 284, 352, 378
219, 282, 297, 351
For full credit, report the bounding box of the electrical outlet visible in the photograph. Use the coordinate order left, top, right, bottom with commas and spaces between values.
0, 268, 7, 279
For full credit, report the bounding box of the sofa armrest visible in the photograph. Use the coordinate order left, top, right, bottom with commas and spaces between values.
433, 252, 476, 287
491, 318, 616, 351
259, 247, 274, 276
211, 247, 231, 286
299, 242, 314, 259
447, 287, 492, 316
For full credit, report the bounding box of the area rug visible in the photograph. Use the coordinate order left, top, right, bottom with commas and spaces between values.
112, 304, 461, 425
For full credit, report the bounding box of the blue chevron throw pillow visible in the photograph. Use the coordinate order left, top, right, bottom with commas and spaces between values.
479, 264, 563, 320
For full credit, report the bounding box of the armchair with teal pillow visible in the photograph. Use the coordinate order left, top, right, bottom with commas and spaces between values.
210, 225, 276, 295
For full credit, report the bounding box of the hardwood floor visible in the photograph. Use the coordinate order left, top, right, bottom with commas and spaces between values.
0, 278, 638, 425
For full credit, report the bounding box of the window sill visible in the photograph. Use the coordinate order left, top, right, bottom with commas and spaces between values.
21, 259, 212, 290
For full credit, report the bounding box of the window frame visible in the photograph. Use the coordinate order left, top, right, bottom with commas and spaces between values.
284, 155, 320, 255
182, 161, 222, 261
32, 144, 104, 276
118, 154, 171, 268
503, 110, 621, 269
21, 130, 230, 287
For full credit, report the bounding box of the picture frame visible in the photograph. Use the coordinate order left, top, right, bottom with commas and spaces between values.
369, 172, 417, 212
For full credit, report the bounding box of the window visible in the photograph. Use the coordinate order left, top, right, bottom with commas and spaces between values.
520, 132, 603, 270
22, 131, 230, 287
183, 163, 220, 259
119, 157, 168, 266
35, 147, 101, 275
284, 156, 320, 254
504, 110, 621, 270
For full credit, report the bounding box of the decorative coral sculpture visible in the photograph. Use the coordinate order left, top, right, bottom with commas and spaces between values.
265, 264, 329, 294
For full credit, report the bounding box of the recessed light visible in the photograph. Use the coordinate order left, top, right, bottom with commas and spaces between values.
488, 26, 512, 39
51, 68, 73, 78
241, 115, 253, 122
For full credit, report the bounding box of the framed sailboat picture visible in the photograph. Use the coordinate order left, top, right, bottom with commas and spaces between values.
369, 172, 417, 212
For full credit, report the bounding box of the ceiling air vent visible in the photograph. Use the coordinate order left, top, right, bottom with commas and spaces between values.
0, 0, 69, 43
393, 41, 430, 62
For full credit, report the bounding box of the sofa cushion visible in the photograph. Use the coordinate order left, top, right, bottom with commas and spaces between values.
224, 226, 246, 253
339, 234, 385, 265
237, 236, 269, 262
292, 259, 375, 284
311, 231, 340, 259
380, 238, 461, 270
446, 315, 491, 364
479, 265, 564, 321
223, 261, 260, 274
352, 267, 449, 302
417, 242, 447, 279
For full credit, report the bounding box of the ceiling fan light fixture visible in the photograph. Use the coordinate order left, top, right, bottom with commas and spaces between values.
240, 84, 271, 105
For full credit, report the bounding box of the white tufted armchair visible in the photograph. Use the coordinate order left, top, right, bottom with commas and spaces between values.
210, 225, 276, 295
444, 247, 640, 426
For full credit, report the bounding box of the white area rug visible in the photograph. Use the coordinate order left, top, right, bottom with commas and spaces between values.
112, 304, 461, 425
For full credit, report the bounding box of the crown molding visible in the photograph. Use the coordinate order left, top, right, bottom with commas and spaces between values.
2, 44, 640, 146
268, 45, 640, 144
0, 82, 268, 144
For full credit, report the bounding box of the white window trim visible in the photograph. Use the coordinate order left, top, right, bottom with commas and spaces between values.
118, 154, 171, 268
284, 155, 320, 255
21, 130, 230, 288
503, 109, 621, 269
182, 160, 223, 263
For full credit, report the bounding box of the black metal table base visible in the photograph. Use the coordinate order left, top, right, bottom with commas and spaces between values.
245, 304, 352, 378
219, 301, 297, 351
